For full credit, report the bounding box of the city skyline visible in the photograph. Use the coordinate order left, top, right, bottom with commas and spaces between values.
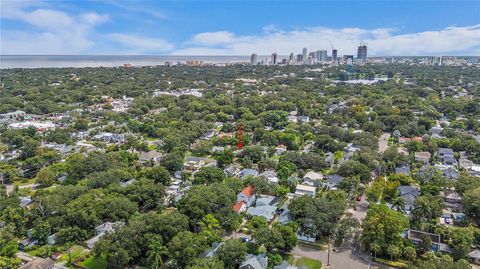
1, 0, 480, 56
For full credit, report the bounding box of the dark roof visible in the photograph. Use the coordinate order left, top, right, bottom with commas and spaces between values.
19, 258, 54, 269
408, 229, 441, 243
438, 148, 454, 155
327, 174, 344, 184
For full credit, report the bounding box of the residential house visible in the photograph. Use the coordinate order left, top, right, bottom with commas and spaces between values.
200, 130, 217, 140
247, 205, 277, 222
399, 137, 423, 144
431, 127, 444, 139
238, 168, 259, 179
414, 152, 431, 164
325, 152, 335, 168
278, 203, 292, 224
297, 116, 310, 123
224, 164, 241, 177
20, 196, 33, 208
200, 242, 224, 258
302, 171, 323, 186
102, 133, 125, 144
237, 185, 256, 207
441, 190, 463, 212
344, 143, 360, 160
119, 179, 136, 187
211, 146, 225, 153
287, 115, 298, 123
240, 253, 268, 269
435, 165, 460, 180
86, 222, 123, 249
139, 150, 162, 165
467, 249, 480, 264
297, 225, 316, 243
397, 185, 420, 214
395, 164, 411, 176
438, 148, 455, 165
47, 233, 57, 245
406, 229, 450, 253
184, 156, 205, 172
275, 144, 287, 155
233, 201, 247, 213
19, 257, 54, 269
468, 164, 480, 177
260, 170, 279, 183
1, 110, 26, 120
294, 184, 316, 197
325, 174, 344, 190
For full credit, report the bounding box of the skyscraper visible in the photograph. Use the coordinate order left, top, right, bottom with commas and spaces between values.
296, 54, 303, 63
250, 53, 258, 65
332, 49, 338, 62
302, 48, 308, 63
357, 45, 367, 62
316, 50, 328, 62
289, 53, 294, 64
271, 52, 278, 65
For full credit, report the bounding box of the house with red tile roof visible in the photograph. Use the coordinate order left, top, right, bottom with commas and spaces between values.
237, 185, 256, 207
233, 201, 247, 213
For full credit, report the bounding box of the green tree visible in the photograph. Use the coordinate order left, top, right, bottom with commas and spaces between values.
146, 238, 168, 269
193, 167, 225, 185
403, 246, 417, 261
464, 187, 480, 221
32, 221, 51, 245
168, 231, 208, 268
186, 258, 224, 269
217, 239, 248, 269
144, 165, 171, 185
361, 204, 408, 255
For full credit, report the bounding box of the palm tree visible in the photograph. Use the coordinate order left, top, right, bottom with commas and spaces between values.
391, 197, 405, 213
412, 196, 432, 221
371, 242, 381, 259
147, 240, 169, 269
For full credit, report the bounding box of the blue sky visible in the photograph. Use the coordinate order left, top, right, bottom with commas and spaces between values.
1, 0, 479, 55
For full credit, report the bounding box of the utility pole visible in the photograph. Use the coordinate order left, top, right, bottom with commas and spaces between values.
327, 239, 331, 266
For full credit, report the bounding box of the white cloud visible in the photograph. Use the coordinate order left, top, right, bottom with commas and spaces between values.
174, 25, 480, 56
107, 33, 174, 53
1, 2, 108, 54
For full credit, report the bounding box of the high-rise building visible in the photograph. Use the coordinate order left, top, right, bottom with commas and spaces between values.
357, 45, 367, 62
289, 53, 294, 64
271, 52, 278, 65
296, 54, 303, 63
250, 53, 258, 65
302, 48, 308, 63
316, 50, 328, 62
332, 49, 338, 62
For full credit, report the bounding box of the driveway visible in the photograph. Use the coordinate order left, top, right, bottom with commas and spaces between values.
378, 133, 390, 153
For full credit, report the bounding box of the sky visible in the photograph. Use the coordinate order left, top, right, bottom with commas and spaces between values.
1, 0, 480, 56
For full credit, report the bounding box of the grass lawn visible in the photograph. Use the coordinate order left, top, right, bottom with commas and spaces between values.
16, 177, 36, 186
60, 245, 86, 263
295, 257, 322, 269
148, 144, 157, 150
297, 240, 328, 251
79, 255, 107, 269
374, 257, 408, 268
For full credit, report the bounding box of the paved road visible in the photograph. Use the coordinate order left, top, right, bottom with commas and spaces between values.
17, 251, 36, 262
292, 244, 372, 269
5, 184, 14, 195
378, 133, 390, 153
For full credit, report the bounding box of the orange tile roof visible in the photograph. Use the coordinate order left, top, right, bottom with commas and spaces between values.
242, 185, 255, 197
233, 201, 246, 212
